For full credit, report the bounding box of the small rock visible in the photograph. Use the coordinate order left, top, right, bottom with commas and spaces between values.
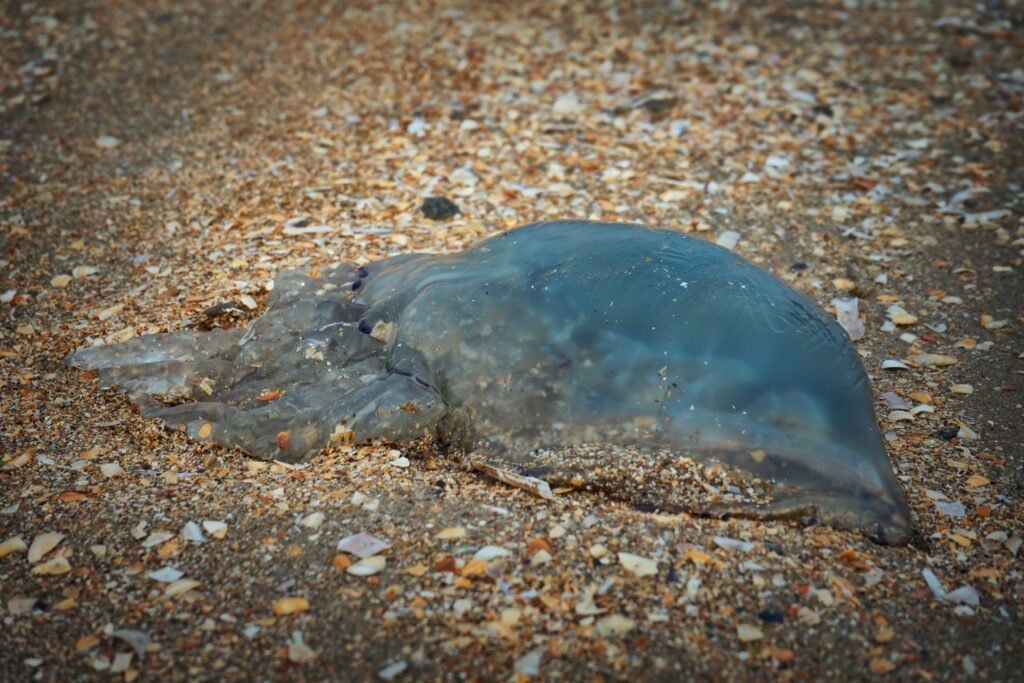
963, 656, 977, 676
435, 527, 466, 540
8, 596, 39, 615
553, 93, 584, 116
95, 135, 121, 148
832, 278, 855, 290
669, 119, 690, 136
797, 607, 821, 625
420, 196, 461, 221
514, 648, 544, 676
869, 658, 897, 674
202, 520, 228, 538
273, 597, 310, 616
50, 274, 72, 288
1, 452, 31, 470
530, 549, 552, 566
109, 652, 133, 674
452, 598, 472, 617
299, 512, 325, 530
737, 624, 764, 641
406, 117, 427, 136
99, 462, 124, 479
911, 353, 957, 367
288, 638, 317, 664
379, 660, 408, 681
965, 474, 989, 489
594, 614, 636, 636
449, 167, 478, 186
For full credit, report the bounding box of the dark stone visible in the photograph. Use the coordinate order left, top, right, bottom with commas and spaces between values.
204, 302, 245, 318
421, 196, 461, 221
758, 609, 785, 623
811, 103, 834, 117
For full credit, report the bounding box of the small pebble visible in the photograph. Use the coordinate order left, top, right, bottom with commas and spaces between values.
420, 196, 461, 221
273, 597, 310, 616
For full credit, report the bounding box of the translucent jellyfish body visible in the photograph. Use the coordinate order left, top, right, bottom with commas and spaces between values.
71, 221, 912, 542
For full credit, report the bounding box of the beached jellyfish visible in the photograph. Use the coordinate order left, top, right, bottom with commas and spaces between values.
70, 221, 912, 543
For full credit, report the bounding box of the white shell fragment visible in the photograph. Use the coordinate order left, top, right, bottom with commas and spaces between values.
712, 536, 755, 552
141, 531, 174, 548
148, 567, 184, 583
715, 230, 741, 250
99, 462, 125, 479
181, 521, 207, 543
617, 552, 658, 577
473, 545, 512, 561
594, 614, 636, 637
830, 297, 864, 341
922, 568, 979, 606
336, 533, 390, 559
300, 512, 325, 530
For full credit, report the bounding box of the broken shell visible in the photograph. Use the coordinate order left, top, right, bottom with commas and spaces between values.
346, 555, 386, 576
0, 536, 28, 558
27, 532, 64, 563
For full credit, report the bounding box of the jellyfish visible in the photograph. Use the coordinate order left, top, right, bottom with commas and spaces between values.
70, 221, 912, 543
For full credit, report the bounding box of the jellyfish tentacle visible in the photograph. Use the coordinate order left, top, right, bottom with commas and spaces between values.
98, 359, 242, 400
139, 368, 446, 462
69, 329, 243, 370
320, 371, 448, 450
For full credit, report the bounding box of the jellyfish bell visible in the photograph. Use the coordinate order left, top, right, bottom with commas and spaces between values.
70, 220, 912, 543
